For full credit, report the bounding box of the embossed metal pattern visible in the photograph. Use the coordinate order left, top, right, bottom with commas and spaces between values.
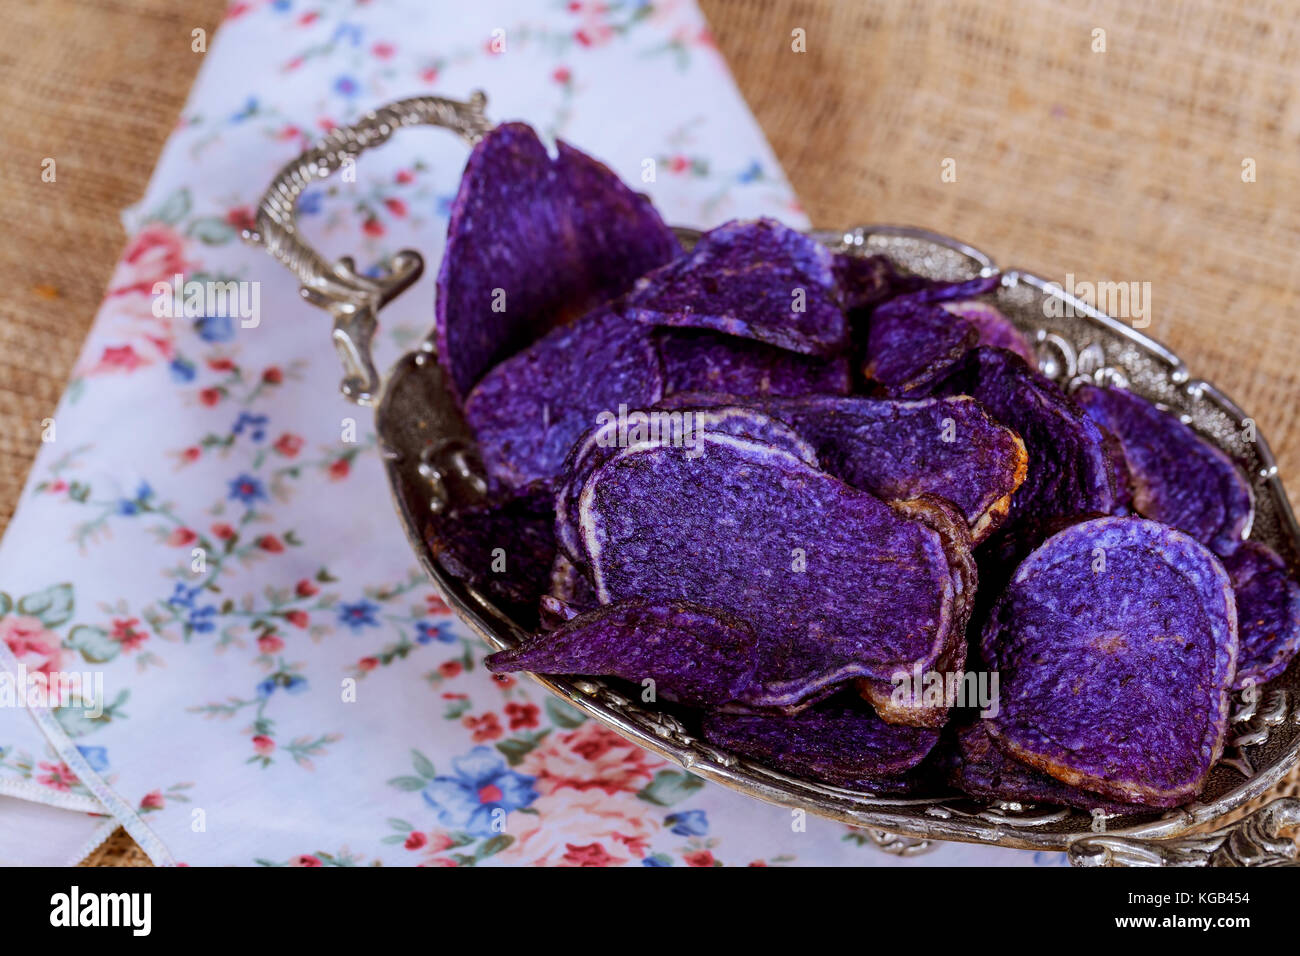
249, 93, 1300, 866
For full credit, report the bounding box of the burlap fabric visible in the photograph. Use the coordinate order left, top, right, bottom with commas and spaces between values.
1, 0, 1296, 865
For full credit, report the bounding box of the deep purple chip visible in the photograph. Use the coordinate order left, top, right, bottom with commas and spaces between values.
427, 481, 556, 627
619, 218, 849, 356
940, 299, 1037, 368
655, 329, 851, 398
937, 347, 1116, 528
861, 276, 1000, 395
944, 722, 1147, 813
1221, 541, 1300, 688
464, 307, 663, 488
701, 705, 941, 788
486, 599, 759, 707
435, 123, 679, 399
980, 517, 1237, 807
856, 494, 975, 727
578, 433, 961, 708
1073, 384, 1253, 556
831, 252, 928, 311
552, 404, 818, 568
670, 392, 1028, 544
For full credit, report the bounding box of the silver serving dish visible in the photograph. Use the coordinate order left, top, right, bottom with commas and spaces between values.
245, 92, 1300, 867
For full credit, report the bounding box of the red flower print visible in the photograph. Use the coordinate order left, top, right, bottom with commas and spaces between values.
492, 673, 516, 689
462, 712, 503, 742
505, 701, 540, 730
257, 535, 284, 553
383, 197, 407, 217
167, 527, 197, 547
225, 207, 256, 233
363, 218, 383, 237
684, 850, 716, 867
553, 66, 572, 84
395, 169, 414, 184
562, 842, 617, 866
273, 433, 304, 457
110, 617, 149, 651
140, 790, 165, 811
297, 11, 318, 26
257, 634, 284, 654
2, 617, 64, 680
358, 657, 379, 672
295, 579, 319, 598
425, 593, 450, 615
48, 480, 68, 493
285, 610, 309, 629
669, 155, 690, 174
285, 56, 304, 71
327, 458, 350, 480
290, 854, 322, 867
747, 860, 768, 867
199, 387, 222, 407
252, 735, 275, 756
428, 832, 455, 852
181, 446, 201, 463
372, 41, 395, 59
208, 357, 235, 372
419, 67, 439, 84
98, 345, 145, 372
422, 858, 457, 867
36, 762, 78, 792
212, 522, 235, 540
262, 366, 283, 385
438, 660, 462, 678
404, 832, 427, 850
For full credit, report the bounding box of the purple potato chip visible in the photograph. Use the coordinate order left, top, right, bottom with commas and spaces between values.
546, 553, 596, 615
1221, 541, 1300, 688
486, 599, 759, 707
856, 495, 975, 728
668, 392, 1028, 544
980, 517, 1237, 807
1073, 384, 1253, 556
937, 347, 1116, 528
701, 705, 941, 788
861, 276, 1000, 395
655, 328, 851, 398
435, 123, 679, 399
465, 307, 663, 488
620, 218, 849, 356
579, 433, 960, 707
940, 299, 1037, 368
553, 405, 818, 567
944, 722, 1147, 813
538, 594, 582, 631
831, 253, 928, 311
427, 481, 556, 627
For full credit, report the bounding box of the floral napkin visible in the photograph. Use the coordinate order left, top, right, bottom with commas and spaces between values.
0, 0, 1037, 866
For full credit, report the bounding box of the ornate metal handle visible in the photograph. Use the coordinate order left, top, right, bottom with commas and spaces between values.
242, 91, 493, 405
1068, 797, 1300, 867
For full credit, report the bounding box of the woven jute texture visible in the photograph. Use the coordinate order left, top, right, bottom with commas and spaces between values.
2, 0, 1298, 865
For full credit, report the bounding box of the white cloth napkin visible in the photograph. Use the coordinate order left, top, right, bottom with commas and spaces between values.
0, 0, 1037, 866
